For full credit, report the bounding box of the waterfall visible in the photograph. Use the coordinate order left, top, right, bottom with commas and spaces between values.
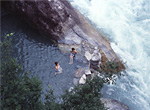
70, 0, 150, 110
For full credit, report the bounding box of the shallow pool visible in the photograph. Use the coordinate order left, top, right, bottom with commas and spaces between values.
1, 12, 88, 99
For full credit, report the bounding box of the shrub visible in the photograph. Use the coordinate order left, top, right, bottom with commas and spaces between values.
44, 88, 61, 110
1, 34, 43, 110
98, 60, 125, 77
61, 77, 106, 110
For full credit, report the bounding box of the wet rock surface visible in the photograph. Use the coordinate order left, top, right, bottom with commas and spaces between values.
2, 0, 125, 69
58, 40, 102, 70
101, 98, 130, 110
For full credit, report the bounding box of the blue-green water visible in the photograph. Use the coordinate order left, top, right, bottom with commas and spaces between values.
1, 12, 88, 98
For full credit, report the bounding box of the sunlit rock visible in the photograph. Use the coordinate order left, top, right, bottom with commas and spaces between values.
75, 68, 85, 78
2, 0, 125, 69
79, 74, 86, 84
101, 98, 130, 110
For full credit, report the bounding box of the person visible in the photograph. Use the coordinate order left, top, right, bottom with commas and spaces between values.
55, 62, 62, 76
69, 48, 77, 64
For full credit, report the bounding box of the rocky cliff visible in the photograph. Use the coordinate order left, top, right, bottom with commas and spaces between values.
2, 0, 125, 69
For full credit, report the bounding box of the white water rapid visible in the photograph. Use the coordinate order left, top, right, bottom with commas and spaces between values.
70, 0, 150, 110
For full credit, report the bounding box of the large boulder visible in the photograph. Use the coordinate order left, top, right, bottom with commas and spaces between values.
101, 98, 130, 110
2, 0, 125, 70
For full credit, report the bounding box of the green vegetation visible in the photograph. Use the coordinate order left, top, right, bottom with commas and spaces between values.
98, 60, 125, 76
1, 33, 106, 110
1, 33, 43, 110
97, 60, 125, 84
44, 89, 61, 110
61, 77, 106, 110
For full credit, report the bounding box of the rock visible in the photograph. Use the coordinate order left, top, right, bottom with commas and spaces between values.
84, 51, 93, 61
79, 74, 86, 84
84, 69, 91, 75
94, 46, 98, 50
91, 54, 101, 61
85, 70, 92, 80
78, 69, 92, 84
93, 49, 99, 54
62, 29, 82, 44
101, 98, 130, 110
89, 48, 94, 54
58, 43, 81, 54
75, 68, 85, 78
2, 0, 76, 41
2, 0, 125, 70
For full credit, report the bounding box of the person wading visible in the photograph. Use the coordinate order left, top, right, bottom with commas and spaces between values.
55, 62, 62, 76
69, 48, 77, 64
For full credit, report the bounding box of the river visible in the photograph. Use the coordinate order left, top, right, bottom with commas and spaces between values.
70, 0, 150, 110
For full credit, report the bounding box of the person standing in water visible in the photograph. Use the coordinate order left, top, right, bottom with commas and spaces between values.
69, 48, 77, 64
55, 62, 62, 76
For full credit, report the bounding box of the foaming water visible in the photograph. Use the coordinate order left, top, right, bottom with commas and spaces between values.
1, 13, 88, 98
70, 0, 150, 110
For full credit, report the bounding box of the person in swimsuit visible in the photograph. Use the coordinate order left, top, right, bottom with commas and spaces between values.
55, 62, 62, 76
69, 48, 77, 64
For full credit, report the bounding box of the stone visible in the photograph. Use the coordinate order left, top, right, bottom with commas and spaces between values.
93, 49, 99, 53
84, 69, 91, 75
81, 40, 86, 46
94, 46, 98, 50
84, 47, 89, 51
100, 98, 130, 110
75, 68, 85, 78
79, 74, 86, 84
89, 48, 94, 54
58, 44, 81, 54
91, 54, 101, 61
63, 29, 82, 44
84, 51, 93, 61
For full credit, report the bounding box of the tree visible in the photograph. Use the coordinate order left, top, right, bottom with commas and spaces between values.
61, 77, 107, 110
1, 34, 43, 110
44, 88, 61, 110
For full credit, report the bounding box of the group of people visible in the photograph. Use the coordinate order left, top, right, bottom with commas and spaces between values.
55, 48, 77, 76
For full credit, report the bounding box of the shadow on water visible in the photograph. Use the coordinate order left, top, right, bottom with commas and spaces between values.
1, 10, 88, 99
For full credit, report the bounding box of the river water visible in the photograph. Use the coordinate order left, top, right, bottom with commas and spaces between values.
70, 0, 150, 110
1, 12, 88, 99
2, 0, 150, 109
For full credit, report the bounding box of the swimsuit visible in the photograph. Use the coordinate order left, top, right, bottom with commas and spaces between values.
71, 51, 77, 57
55, 65, 62, 72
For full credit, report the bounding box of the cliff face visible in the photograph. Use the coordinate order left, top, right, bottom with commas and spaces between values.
2, 0, 125, 69
2, 0, 75, 40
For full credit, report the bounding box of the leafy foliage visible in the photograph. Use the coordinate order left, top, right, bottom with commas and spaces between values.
44, 89, 61, 110
61, 77, 106, 110
98, 60, 125, 77
1, 34, 43, 110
